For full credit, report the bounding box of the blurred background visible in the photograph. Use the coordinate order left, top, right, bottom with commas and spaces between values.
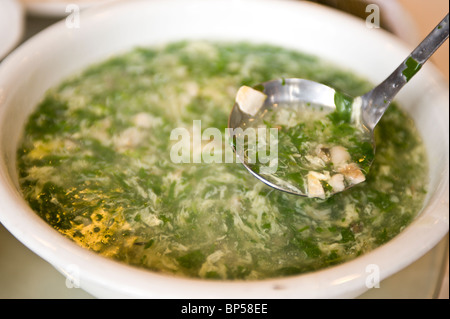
1, 0, 448, 299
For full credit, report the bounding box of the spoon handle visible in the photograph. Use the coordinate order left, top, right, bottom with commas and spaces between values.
361, 13, 449, 131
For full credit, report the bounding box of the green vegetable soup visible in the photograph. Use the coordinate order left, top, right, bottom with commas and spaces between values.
17, 41, 428, 280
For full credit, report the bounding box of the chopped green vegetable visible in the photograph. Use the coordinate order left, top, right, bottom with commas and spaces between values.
243, 101, 374, 198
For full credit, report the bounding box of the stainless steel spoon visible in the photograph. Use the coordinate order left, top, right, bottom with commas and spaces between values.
229, 13, 448, 198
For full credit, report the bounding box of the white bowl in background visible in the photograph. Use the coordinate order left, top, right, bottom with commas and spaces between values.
0, 0, 448, 298
0, 0, 24, 60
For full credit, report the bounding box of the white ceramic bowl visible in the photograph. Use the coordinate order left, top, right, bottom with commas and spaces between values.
0, 0, 448, 299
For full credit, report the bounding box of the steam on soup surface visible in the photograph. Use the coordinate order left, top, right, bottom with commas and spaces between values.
17, 41, 428, 280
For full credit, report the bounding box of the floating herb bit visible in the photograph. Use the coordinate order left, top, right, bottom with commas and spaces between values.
332, 91, 354, 124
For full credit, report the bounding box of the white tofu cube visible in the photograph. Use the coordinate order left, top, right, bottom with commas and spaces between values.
235, 86, 267, 116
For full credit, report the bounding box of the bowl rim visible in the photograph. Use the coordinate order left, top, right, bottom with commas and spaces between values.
0, 0, 448, 298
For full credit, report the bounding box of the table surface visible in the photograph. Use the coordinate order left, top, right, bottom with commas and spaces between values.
1, 0, 448, 299
0, 222, 447, 299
